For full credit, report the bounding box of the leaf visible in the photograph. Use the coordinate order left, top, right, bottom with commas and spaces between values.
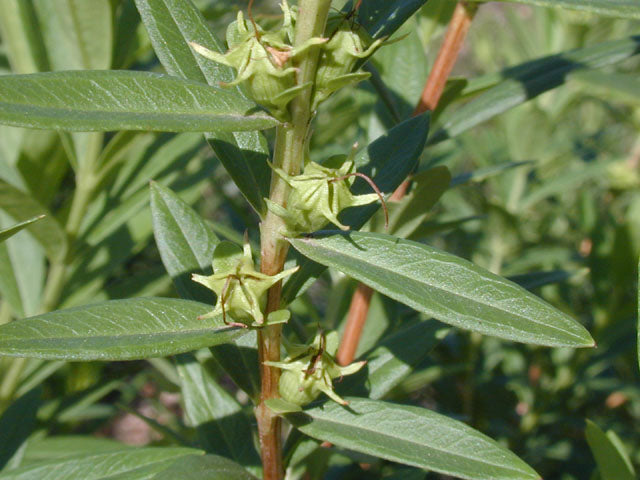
151, 454, 258, 480
0, 0, 49, 74
0, 215, 44, 243
135, 0, 269, 213
346, 0, 430, 40
570, 70, 640, 105
23, 436, 125, 464
209, 331, 260, 403
285, 398, 540, 480
0, 180, 66, 261
281, 114, 430, 304
33, 0, 113, 70
289, 231, 594, 347
585, 420, 635, 480
0, 298, 249, 361
150, 182, 219, 303
0, 447, 203, 480
430, 36, 640, 145
0, 388, 42, 471
0, 71, 279, 133
338, 320, 447, 399
465, 0, 640, 19
385, 166, 451, 238
175, 353, 261, 473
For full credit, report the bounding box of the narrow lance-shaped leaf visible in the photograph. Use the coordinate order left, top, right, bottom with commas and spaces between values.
135, 0, 270, 214
152, 454, 258, 480
150, 182, 218, 303
344, 0, 430, 40
0, 71, 279, 133
0, 447, 203, 480
282, 114, 430, 304
585, 420, 636, 480
430, 36, 640, 144
175, 354, 261, 474
465, 0, 640, 19
0, 215, 44, 243
290, 231, 594, 347
285, 398, 541, 480
0, 298, 249, 361
0, 387, 42, 470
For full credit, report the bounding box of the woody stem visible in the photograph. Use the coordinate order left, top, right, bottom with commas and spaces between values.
257, 1, 331, 479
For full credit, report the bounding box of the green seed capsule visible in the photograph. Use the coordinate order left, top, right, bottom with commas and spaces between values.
265, 331, 366, 406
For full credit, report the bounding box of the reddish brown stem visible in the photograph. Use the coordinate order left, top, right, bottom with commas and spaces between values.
336, 1, 478, 366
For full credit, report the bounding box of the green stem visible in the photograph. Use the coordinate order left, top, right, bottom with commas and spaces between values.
257, 2, 331, 479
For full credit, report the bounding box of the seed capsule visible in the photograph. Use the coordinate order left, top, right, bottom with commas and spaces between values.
265, 331, 366, 406
192, 237, 297, 328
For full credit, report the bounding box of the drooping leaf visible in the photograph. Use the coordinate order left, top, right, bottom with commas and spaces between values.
175, 353, 261, 473
465, 0, 640, 19
0, 447, 203, 480
151, 454, 258, 480
0, 215, 44, 244
150, 182, 218, 303
282, 114, 430, 304
135, 0, 270, 214
286, 398, 540, 480
0, 71, 279, 133
570, 70, 640, 105
0, 298, 249, 361
585, 420, 635, 480
289, 231, 594, 347
0, 180, 66, 261
430, 36, 640, 144
0, 388, 42, 471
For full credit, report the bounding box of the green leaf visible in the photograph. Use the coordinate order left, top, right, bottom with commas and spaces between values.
430, 36, 640, 144
150, 182, 219, 303
465, 0, 640, 19
0, 298, 249, 361
282, 114, 430, 304
638, 257, 640, 371
286, 398, 540, 480
23, 436, 125, 464
585, 420, 635, 480
339, 320, 447, 399
0, 71, 279, 133
570, 70, 640, 105
289, 231, 594, 347
0, 215, 44, 244
385, 166, 451, 238
209, 331, 260, 403
0, 388, 42, 471
33, 0, 113, 70
151, 454, 258, 480
346, 0, 430, 39
135, 0, 270, 213
0, 180, 66, 261
0, 447, 203, 480
0, 0, 49, 74
175, 353, 261, 473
